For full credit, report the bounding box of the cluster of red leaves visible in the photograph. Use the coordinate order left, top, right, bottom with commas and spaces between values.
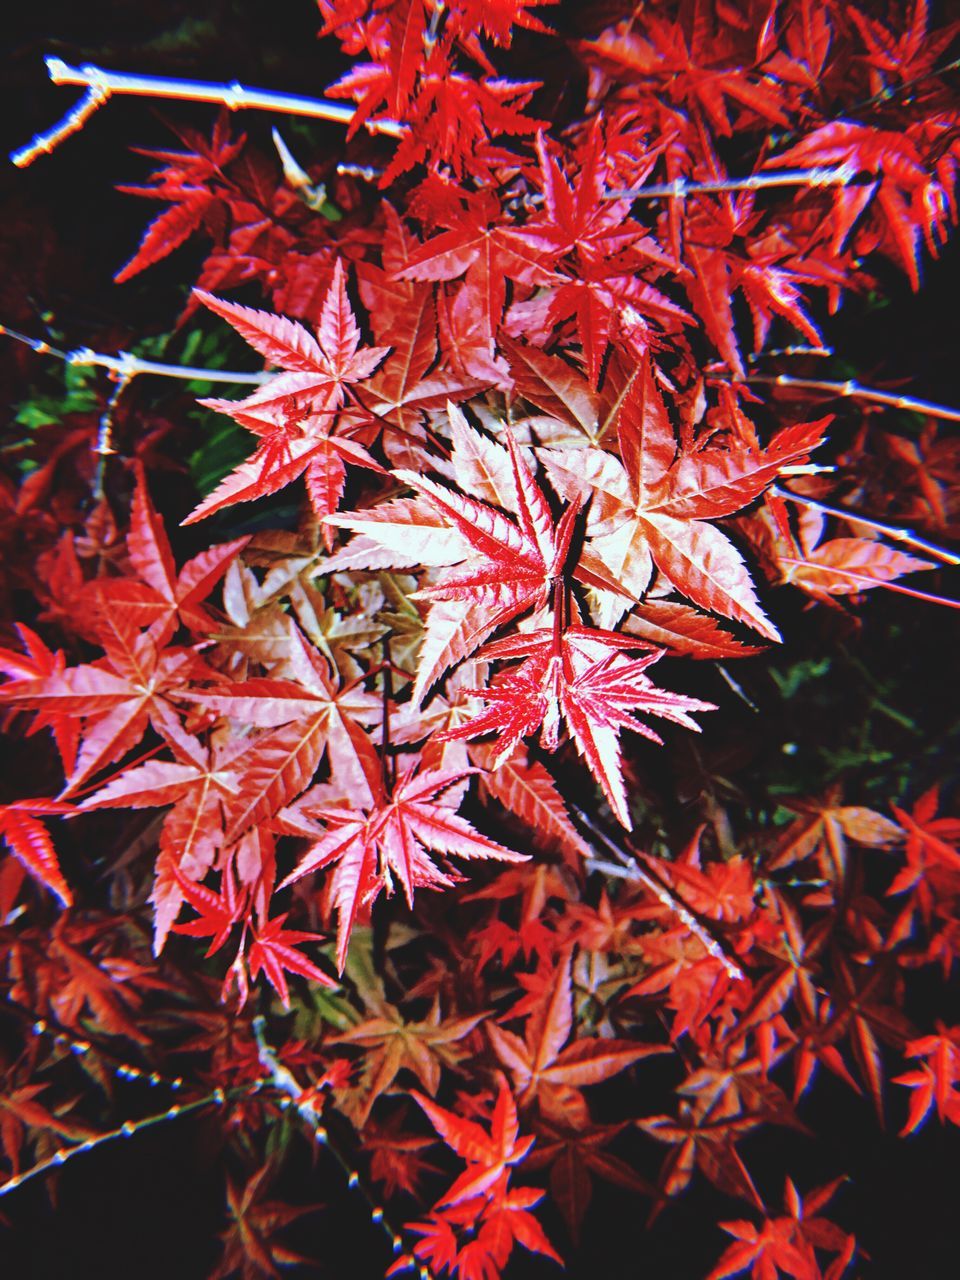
2, 2, 960, 1278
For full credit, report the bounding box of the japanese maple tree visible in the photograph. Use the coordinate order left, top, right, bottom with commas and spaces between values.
1, 1, 959, 1278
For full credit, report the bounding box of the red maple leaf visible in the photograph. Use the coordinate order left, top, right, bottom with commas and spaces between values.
279, 765, 526, 971
114, 114, 246, 283
540, 360, 829, 638
326, 419, 628, 700
0, 798, 73, 908
442, 624, 714, 829
184, 260, 388, 525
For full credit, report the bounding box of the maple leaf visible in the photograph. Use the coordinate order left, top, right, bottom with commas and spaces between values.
681, 190, 826, 378
176, 620, 382, 819
486, 950, 664, 1122
763, 0, 833, 92
247, 913, 337, 1008
888, 786, 960, 900
326, 419, 627, 701
0, 628, 204, 792
830, 955, 915, 1124
471, 741, 593, 866
506, 129, 686, 383
383, 60, 545, 183
364, 1107, 440, 1198
708, 1178, 856, 1280
778, 535, 934, 600
114, 114, 246, 283
184, 261, 388, 525
623, 600, 764, 659
80, 724, 240, 950
526, 1117, 656, 1243
0, 799, 73, 907
447, 0, 557, 48
637, 1101, 764, 1208
629, 927, 741, 1043
893, 1024, 960, 1135
350, 284, 482, 443
411, 1075, 535, 1207
94, 464, 247, 645
500, 335, 607, 444
767, 790, 903, 887
0, 1080, 96, 1178
175, 862, 246, 959
35, 917, 158, 1042
329, 996, 484, 1124
679, 1048, 810, 1138
279, 766, 526, 972
0, 623, 79, 774
581, 13, 790, 138
396, 188, 557, 335
765, 120, 950, 288
211, 1165, 320, 1280
441, 625, 714, 829
540, 361, 828, 639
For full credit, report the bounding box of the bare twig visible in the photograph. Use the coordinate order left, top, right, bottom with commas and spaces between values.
12, 56, 406, 168
1, 322, 269, 385
253, 1016, 431, 1277
773, 486, 960, 567
571, 805, 746, 982
606, 165, 855, 201
743, 372, 960, 424
0, 1013, 246, 1200
0, 1092, 226, 1198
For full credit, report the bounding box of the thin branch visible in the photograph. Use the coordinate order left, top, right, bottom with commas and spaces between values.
606, 165, 855, 201
0, 1091, 236, 1198
747, 345, 834, 360
847, 55, 960, 116
1, 323, 269, 385
252, 1016, 431, 1277
743, 372, 960, 424
779, 557, 960, 609
13, 1006, 191, 1093
92, 372, 129, 499
12, 56, 406, 168
336, 161, 385, 183
772, 487, 960, 567
570, 805, 746, 983
69, 347, 271, 385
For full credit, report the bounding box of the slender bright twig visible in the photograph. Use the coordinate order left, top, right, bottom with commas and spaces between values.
11, 1007, 191, 1093
779, 557, 960, 609
252, 1017, 431, 1278
0, 1090, 243, 1199
772, 487, 960, 567
571, 805, 746, 982
845, 55, 960, 116
0, 323, 269, 385
606, 165, 855, 200
12, 57, 406, 168
744, 372, 960, 423
747, 345, 834, 360
92, 371, 129, 499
